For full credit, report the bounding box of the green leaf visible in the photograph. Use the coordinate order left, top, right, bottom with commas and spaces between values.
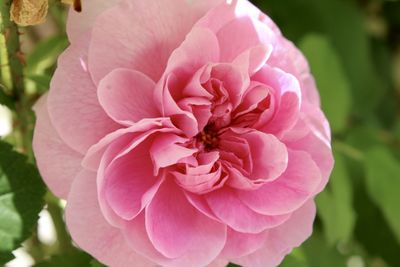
365, 146, 400, 243
302, 231, 347, 267
299, 34, 352, 133
0, 84, 15, 110
91, 259, 106, 267
27, 35, 68, 74
34, 251, 92, 267
316, 151, 356, 245
255, 0, 383, 115
0, 141, 46, 264
27, 74, 52, 93
280, 254, 309, 267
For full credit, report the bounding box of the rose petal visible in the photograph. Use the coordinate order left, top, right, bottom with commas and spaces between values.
232, 201, 316, 267
65, 170, 154, 267
238, 150, 321, 215
47, 33, 119, 153
89, 0, 220, 84
221, 228, 267, 259
146, 180, 226, 264
104, 138, 162, 220
97, 69, 159, 125
32, 94, 83, 199
206, 187, 290, 234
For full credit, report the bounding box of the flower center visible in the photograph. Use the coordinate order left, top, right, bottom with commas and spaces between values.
196, 124, 219, 151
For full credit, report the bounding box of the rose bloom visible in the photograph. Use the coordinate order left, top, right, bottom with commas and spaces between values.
33, 0, 334, 266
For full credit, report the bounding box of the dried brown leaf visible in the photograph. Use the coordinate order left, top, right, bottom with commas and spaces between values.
10, 0, 48, 26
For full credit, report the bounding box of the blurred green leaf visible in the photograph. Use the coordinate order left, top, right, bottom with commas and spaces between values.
0, 84, 15, 110
255, 0, 383, 115
302, 232, 347, 267
299, 34, 351, 133
27, 35, 68, 74
27, 74, 52, 93
317, 152, 356, 245
34, 251, 92, 267
90, 259, 106, 267
0, 141, 46, 264
365, 146, 400, 243
280, 254, 309, 267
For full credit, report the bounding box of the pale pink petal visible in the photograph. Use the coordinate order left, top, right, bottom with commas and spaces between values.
196, 0, 263, 33
89, 0, 219, 84
97, 69, 159, 125
232, 44, 273, 77
221, 228, 267, 259
206, 187, 290, 234
286, 131, 334, 193
123, 212, 170, 266
66, 0, 121, 43
207, 259, 230, 267
32, 94, 83, 199
65, 170, 154, 267
164, 27, 220, 74
217, 16, 274, 63
146, 180, 226, 264
238, 150, 321, 215
47, 34, 119, 153
232, 201, 316, 267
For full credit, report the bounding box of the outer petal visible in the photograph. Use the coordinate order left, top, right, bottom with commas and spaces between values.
286, 130, 334, 193
232, 201, 316, 267
206, 188, 290, 234
238, 150, 321, 215
66, 0, 121, 43
221, 228, 267, 259
47, 34, 119, 153
32, 94, 83, 199
146, 180, 227, 265
65, 170, 154, 267
97, 69, 159, 125
89, 0, 220, 84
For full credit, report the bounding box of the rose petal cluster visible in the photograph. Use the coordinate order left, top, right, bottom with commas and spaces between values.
33, 0, 334, 266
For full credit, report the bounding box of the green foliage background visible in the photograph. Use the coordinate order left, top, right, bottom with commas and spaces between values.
0, 0, 400, 266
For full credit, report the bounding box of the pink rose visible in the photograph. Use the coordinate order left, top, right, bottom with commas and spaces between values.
33, 0, 334, 266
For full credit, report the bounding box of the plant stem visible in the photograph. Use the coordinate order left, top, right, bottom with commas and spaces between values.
0, 0, 34, 157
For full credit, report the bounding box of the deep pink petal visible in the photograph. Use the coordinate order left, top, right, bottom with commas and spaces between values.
252, 66, 301, 138
65, 170, 154, 267
32, 94, 83, 199
238, 150, 321, 215
47, 34, 119, 153
146, 180, 226, 264
150, 134, 196, 175
104, 138, 162, 220
206, 187, 290, 234
82, 118, 177, 170
97, 69, 159, 125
